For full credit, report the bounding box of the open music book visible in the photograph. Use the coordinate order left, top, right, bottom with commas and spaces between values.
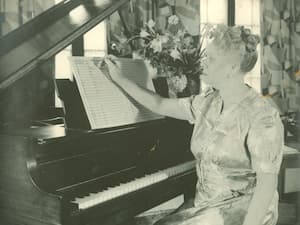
68, 57, 163, 130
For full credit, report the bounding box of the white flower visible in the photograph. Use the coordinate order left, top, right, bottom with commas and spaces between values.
170, 49, 181, 60
177, 29, 185, 36
160, 35, 169, 44
140, 29, 150, 38
150, 35, 168, 53
173, 36, 181, 43
169, 75, 187, 92
150, 38, 162, 53
147, 19, 155, 28
168, 15, 179, 25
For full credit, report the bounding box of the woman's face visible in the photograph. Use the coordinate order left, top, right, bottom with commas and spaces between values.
201, 43, 240, 89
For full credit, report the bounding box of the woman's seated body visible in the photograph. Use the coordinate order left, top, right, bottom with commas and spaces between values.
104, 25, 284, 225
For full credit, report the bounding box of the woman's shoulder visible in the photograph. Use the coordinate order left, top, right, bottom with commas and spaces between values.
242, 90, 281, 126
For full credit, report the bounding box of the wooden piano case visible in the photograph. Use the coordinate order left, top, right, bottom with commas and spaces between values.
0, 121, 196, 225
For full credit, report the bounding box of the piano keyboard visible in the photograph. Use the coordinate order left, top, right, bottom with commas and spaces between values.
73, 160, 195, 210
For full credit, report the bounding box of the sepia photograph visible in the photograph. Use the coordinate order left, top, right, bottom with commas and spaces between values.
0, 0, 299, 225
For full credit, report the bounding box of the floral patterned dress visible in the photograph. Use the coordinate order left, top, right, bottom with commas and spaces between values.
155, 87, 284, 225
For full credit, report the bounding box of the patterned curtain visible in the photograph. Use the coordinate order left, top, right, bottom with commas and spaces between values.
261, 0, 300, 113
0, 0, 55, 36
107, 0, 200, 56
107, 0, 153, 56
163, 0, 200, 35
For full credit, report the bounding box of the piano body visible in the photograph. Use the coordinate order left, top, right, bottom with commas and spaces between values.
0, 1, 197, 225
0, 122, 196, 225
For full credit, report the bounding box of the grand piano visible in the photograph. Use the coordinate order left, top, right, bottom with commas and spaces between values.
0, 1, 197, 225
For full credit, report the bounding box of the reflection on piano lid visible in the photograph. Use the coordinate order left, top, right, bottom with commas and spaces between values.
0, 0, 130, 92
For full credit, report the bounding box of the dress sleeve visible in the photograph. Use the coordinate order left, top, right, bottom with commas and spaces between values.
247, 106, 284, 174
177, 88, 216, 124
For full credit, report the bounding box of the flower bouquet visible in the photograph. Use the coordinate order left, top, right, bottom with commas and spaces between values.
128, 15, 205, 97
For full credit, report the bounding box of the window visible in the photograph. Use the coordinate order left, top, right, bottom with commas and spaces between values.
55, 45, 72, 79
200, 0, 228, 25
200, 0, 261, 92
84, 21, 107, 57
199, 0, 228, 90
235, 0, 261, 92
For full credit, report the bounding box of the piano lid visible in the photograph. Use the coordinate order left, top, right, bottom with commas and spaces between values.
0, 119, 166, 143
0, 0, 130, 92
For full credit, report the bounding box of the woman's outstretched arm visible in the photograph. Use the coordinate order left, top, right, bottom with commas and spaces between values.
104, 58, 189, 121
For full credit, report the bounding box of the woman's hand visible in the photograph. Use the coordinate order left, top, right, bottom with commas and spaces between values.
104, 57, 124, 83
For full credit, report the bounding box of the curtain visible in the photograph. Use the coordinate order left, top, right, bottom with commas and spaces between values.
107, 0, 154, 56
261, 0, 300, 113
0, 0, 55, 36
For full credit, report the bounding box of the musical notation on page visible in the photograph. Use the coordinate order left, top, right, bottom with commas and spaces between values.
69, 57, 163, 129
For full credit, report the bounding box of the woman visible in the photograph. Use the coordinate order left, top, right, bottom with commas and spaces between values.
104, 25, 283, 225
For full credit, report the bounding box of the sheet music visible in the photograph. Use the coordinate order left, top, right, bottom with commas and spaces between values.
69, 57, 163, 129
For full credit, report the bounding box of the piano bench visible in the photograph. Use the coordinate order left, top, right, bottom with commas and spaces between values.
277, 202, 298, 225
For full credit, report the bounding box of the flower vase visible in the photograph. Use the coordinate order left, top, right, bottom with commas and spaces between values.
152, 77, 169, 98
153, 75, 200, 98
187, 76, 200, 95
177, 76, 200, 98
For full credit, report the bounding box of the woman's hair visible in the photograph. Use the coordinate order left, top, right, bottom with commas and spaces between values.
206, 25, 260, 73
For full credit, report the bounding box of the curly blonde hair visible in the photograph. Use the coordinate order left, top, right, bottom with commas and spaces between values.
206, 24, 260, 73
